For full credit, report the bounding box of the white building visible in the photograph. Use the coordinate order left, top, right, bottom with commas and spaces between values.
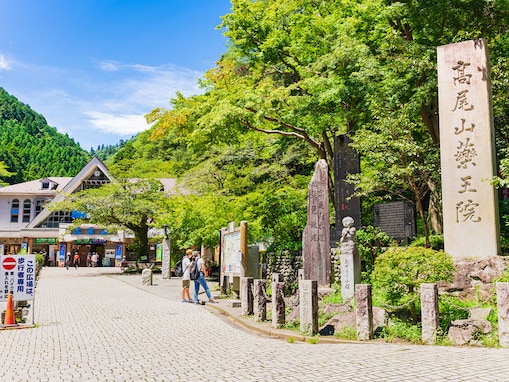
0, 157, 178, 266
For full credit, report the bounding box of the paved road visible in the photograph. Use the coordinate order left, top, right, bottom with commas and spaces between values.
1, 267, 509, 381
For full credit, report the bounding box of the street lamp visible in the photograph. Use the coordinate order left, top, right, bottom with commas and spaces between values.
162, 225, 169, 239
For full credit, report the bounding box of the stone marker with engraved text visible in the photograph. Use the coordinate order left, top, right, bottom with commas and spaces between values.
437, 39, 500, 258
302, 159, 331, 287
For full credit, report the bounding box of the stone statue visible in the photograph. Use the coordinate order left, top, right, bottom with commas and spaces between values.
340, 216, 356, 244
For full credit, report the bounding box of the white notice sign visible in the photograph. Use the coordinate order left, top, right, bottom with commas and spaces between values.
0, 255, 36, 301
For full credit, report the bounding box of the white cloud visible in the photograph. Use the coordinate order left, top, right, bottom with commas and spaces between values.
1, 57, 206, 148
96, 60, 121, 72
0, 54, 10, 70
78, 63, 203, 139
85, 111, 148, 135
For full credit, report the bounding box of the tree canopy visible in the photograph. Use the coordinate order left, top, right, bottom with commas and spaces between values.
107, 0, 509, 250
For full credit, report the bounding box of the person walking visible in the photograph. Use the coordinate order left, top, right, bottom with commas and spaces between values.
91, 252, 98, 267
192, 251, 215, 304
86, 252, 92, 267
65, 251, 71, 270
73, 252, 80, 269
181, 249, 193, 303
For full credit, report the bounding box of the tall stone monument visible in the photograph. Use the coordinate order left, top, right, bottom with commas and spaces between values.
437, 39, 500, 259
302, 159, 331, 287
334, 134, 361, 230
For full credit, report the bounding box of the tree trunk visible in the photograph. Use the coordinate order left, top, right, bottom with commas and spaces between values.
427, 180, 443, 234
415, 194, 431, 248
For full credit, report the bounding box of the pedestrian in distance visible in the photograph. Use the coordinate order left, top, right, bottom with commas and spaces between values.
65, 251, 71, 270
181, 249, 193, 303
192, 251, 216, 304
86, 252, 92, 267
120, 256, 128, 270
73, 252, 80, 269
91, 252, 98, 267
43, 250, 48, 267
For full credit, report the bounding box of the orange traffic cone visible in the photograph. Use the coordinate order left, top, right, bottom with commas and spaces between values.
3, 293, 16, 326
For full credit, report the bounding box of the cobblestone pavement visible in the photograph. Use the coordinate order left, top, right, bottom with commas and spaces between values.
1, 267, 509, 381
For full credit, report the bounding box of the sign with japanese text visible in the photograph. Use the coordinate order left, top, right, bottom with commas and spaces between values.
302, 159, 330, 286
34, 238, 57, 244
0, 255, 36, 301
223, 231, 241, 276
437, 39, 500, 258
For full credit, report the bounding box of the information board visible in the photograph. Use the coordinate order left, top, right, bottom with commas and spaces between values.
222, 231, 241, 276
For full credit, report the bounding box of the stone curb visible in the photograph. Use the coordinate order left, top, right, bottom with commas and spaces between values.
204, 302, 362, 345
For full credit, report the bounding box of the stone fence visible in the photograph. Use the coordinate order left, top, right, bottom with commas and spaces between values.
239, 276, 509, 346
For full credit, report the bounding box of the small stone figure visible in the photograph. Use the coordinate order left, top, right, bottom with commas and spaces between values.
340, 216, 356, 249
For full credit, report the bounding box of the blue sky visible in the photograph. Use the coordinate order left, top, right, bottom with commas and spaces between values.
0, 0, 231, 150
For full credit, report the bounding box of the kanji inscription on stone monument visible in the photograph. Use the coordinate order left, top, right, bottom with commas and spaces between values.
302, 159, 330, 286
437, 39, 500, 258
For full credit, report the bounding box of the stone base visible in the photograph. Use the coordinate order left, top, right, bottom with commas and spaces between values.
448, 319, 493, 346
227, 300, 241, 308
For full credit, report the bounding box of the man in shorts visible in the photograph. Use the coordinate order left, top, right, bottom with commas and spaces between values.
181, 249, 193, 302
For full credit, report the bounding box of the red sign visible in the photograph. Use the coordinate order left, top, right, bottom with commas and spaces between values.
2, 257, 16, 271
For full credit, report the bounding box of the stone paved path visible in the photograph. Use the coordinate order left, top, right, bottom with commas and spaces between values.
0, 267, 509, 381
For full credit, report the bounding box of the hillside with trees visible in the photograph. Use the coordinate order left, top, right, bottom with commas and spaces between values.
0, 87, 91, 184
90, 140, 130, 162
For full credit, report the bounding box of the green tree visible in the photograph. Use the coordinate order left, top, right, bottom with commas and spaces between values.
160, 131, 313, 251
0, 161, 15, 186
48, 179, 168, 263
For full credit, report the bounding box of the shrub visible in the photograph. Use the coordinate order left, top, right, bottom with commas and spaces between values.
375, 318, 422, 343
371, 247, 455, 322
410, 235, 444, 250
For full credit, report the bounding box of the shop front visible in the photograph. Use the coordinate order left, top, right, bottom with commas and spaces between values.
32, 238, 58, 266
57, 224, 127, 267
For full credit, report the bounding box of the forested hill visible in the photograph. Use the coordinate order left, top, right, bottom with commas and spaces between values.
0, 87, 91, 184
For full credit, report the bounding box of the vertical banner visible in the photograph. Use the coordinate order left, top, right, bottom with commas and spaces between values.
0, 255, 36, 301
437, 39, 500, 258
155, 244, 162, 262
59, 244, 66, 261
115, 244, 123, 261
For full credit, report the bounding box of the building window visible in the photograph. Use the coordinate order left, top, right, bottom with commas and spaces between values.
10, 199, 19, 223
41, 181, 49, 189
35, 199, 45, 216
23, 199, 31, 223
36, 210, 73, 228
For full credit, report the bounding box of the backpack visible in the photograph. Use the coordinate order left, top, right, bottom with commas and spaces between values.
173, 259, 184, 277
189, 261, 200, 280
